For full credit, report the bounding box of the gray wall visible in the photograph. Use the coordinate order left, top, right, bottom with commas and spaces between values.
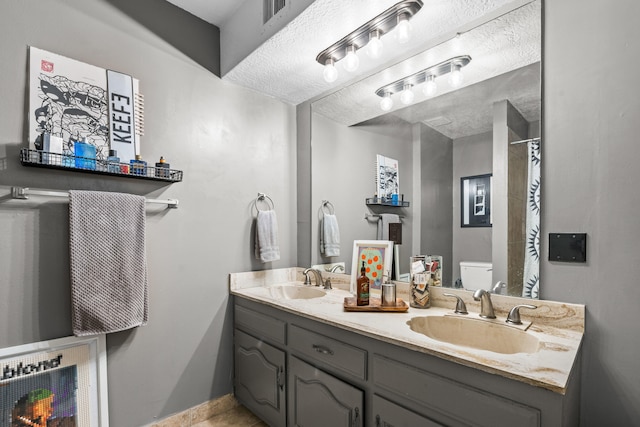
452, 131, 493, 282
419, 124, 453, 286
311, 113, 414, 275
0, 1, 296, 426
543, 0, 640, 424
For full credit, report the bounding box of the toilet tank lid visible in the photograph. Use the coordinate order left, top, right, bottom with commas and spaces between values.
460, 261, 492, 268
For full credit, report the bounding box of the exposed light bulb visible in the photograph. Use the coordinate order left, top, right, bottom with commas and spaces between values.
423, 74, 437, 97
366, 29, 384, 59
343, 45, 359, 73
395, 13, 412, 44
448, 63, 464, 87
380, 92, 394, 111
323, 58, 338, 83
400, 84, 414, 105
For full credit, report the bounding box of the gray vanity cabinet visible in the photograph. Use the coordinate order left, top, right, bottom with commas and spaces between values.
233, 297, 580, 427
289, 356, 363, 427
234, 329, 286, 426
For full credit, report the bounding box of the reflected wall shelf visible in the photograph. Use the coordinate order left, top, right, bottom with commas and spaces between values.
366, 196, 410, 207
20, 148, 183, 183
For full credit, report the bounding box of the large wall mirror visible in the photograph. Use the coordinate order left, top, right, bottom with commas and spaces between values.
309, 0, 541, 298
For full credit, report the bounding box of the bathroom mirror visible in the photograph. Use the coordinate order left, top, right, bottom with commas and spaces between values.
309, 0, 541, 298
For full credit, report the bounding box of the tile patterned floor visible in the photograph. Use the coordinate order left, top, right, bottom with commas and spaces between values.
192, 405, 267, 427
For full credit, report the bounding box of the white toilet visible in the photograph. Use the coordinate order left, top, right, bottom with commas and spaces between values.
459, 261, 493, 291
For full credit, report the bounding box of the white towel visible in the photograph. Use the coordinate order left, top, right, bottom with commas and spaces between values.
377, 213, 401, 240
255, 210, 280, 263
321, 213, 340, 257
69, 190, 148, 336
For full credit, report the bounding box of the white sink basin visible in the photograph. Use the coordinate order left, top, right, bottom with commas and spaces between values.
268, 285, 326, 300
407, 315, 540, 354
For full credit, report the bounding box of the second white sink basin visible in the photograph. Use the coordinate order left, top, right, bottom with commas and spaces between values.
407, 315, 540, 354
268, 285, 326, 300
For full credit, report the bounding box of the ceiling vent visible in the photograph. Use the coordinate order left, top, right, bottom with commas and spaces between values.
264, 0, 286, 24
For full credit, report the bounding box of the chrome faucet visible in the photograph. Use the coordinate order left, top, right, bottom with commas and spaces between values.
473, 289, 496, 319
329, 264, 345, 273
303, 268, 332, 289
492, 281, 506, 295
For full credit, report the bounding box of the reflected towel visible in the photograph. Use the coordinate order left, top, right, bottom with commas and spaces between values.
255, 209, 280, 263
69, 190, 148, 336
377, 213, 401, 240
321, 213, 340, 257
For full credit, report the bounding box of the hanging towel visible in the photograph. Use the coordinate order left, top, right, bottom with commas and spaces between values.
321, 213, 341, 257
377, 213, 401, 240
69, 190, 148, 336
255, 209, 280, 263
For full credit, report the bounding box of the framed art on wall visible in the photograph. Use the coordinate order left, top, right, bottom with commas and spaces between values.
461, 174, 492, 227
0, 335, 108, 426
350, 240, 394, 298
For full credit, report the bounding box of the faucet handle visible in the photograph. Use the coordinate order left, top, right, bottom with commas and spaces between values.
303, 272, 312, 285
443, 293, 468, 315
323, 278, 332, 290
506, 304, 538, 325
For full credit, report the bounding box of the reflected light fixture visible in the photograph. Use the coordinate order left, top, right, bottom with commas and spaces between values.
375, 55, 471, 110
400, 84, 415, 105
423, 74, 437, 97
317, 0, 423, 83
380, 92, 394, 111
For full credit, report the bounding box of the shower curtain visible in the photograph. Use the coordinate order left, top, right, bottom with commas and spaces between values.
522, 139, 541, 298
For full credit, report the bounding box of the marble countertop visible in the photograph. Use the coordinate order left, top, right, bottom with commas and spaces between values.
230, 268, 584, 395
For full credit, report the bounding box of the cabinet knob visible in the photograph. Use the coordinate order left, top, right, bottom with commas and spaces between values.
312, 344, 334, 356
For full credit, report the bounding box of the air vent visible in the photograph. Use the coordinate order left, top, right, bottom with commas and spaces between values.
424, 116, 452, 127
264, 0, 286, 23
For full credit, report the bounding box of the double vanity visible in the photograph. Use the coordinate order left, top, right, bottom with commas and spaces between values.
230, 268, 584, 427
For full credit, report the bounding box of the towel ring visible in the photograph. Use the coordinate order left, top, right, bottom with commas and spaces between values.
255, 193, 275, 212
321, 200, 335, 215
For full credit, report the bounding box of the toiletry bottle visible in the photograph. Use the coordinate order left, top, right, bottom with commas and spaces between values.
356, 261, 370, 306
107, 149, 120, 173
155, 156, 170, 178
130, 154, 147, 176
74, 137, 96, 170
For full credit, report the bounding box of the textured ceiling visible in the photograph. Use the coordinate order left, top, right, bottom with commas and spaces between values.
165, 0, 540, 137
221, 0, 535, 105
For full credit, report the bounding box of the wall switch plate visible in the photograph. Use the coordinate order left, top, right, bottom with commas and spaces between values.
548, 233, 587, 262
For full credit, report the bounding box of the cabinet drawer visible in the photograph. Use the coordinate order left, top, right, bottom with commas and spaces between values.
373, 394, 444, 427
373, 354, 540, 427
235, 304, 286, 345
289, 324, 367, 380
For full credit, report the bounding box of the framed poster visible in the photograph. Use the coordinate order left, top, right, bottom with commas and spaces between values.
350, 240, 394, 298
0, 335, 108, 426
461, 174, 492, 227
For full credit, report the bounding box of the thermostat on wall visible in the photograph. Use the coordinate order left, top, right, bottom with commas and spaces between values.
548, 233, 587, 262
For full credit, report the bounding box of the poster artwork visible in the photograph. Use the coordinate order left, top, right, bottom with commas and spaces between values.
0, 342, 96, 426
29, 47, 110, 161
376, 155, 399, 199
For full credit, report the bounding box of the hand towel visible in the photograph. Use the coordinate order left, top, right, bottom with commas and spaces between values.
69, 190, 148, 336
255, 209, 280, 263
377, 213, 401, 240
321, 213, 340, 257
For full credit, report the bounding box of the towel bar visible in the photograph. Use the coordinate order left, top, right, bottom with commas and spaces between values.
11, 186, 179, 208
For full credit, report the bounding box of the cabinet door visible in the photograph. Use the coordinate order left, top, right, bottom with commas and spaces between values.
373, 395, 444, 427
235, 329, 286, 427
289, 356, 363, 427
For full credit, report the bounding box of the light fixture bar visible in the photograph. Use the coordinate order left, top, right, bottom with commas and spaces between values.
375, 55, 471, 97
316, 0, 423, 66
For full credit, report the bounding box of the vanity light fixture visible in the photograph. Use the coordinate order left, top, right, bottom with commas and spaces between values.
380, 91, 394, 111
375, 55, 471, 110
316, 0, 423, 83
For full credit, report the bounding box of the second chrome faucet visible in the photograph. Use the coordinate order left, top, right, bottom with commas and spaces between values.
472, 289, 496, 319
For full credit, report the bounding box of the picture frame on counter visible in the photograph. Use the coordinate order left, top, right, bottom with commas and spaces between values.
350, 239, 394, 298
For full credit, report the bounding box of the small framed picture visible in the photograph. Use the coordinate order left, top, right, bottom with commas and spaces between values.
461, 174, 492, 227
0, 335, 109, 426
350, 240, 394, 297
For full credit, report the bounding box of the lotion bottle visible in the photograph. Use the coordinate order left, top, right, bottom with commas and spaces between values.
356, 261, 370, 306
